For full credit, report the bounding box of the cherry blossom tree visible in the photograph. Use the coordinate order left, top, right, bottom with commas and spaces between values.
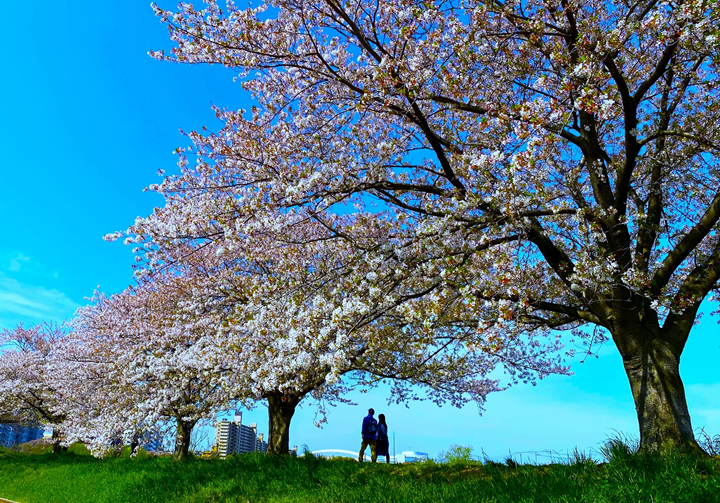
0, 323, 70, 453
106, 194, 568, 454
66, 270, 241, 461
66, 243, 352, 457
138, 0, 720, 452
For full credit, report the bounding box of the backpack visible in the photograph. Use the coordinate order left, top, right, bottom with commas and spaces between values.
365, 417, 378, 437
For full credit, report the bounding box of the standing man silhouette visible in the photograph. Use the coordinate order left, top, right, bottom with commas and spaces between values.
358, 407, 378, 462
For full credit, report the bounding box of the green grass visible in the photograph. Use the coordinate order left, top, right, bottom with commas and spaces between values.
1, 446, 719, 503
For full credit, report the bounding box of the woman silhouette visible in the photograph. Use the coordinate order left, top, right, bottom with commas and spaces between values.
376, 414, 390, 463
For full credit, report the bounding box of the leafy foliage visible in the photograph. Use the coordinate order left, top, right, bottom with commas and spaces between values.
437, 444, 476, 465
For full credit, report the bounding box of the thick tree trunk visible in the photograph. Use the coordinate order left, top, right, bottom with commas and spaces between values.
619, 331, 701, 452
50, 429, 66, 454
267, 394, 301, 455
173, 418, 196, 462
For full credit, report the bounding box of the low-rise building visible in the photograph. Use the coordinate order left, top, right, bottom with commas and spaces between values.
401, 451, 429, 463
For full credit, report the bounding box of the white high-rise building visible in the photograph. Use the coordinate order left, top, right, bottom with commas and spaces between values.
214, 411, 260, 457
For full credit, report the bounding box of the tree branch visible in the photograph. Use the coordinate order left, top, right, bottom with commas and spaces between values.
475, 292, 603, 325
633, 38, 679, 103
651, 189, 720, 295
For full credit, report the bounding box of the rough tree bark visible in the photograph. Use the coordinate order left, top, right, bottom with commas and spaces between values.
50, 429, 67, 454
266, 393, 301, 455
613, 304, 703, 453
173, 417, 196, 462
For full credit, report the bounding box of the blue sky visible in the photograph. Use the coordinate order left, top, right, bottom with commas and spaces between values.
1, 1, 718, 461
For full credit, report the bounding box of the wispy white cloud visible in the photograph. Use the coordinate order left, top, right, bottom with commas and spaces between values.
8, 253, 30, 272
0, 272, 80, 328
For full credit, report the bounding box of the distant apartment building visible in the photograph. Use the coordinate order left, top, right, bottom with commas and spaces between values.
401, 451, 429, 463
256, 433, 268, 454
141, 431, 165, 453
0, 423, 44, 448
215, 411, 266, 457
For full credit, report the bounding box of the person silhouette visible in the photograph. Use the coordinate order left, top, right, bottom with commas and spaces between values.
376, 413, 390, 463
358, 407, 378, 462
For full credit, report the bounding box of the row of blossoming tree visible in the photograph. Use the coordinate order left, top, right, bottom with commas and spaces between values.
0, 216, 561, 460
2, 0, 719, 458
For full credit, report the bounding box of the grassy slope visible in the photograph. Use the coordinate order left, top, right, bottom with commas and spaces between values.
1, 447, 719, 503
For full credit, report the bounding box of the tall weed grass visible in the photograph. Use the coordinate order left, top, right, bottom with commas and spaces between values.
0, 439, 718, 503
